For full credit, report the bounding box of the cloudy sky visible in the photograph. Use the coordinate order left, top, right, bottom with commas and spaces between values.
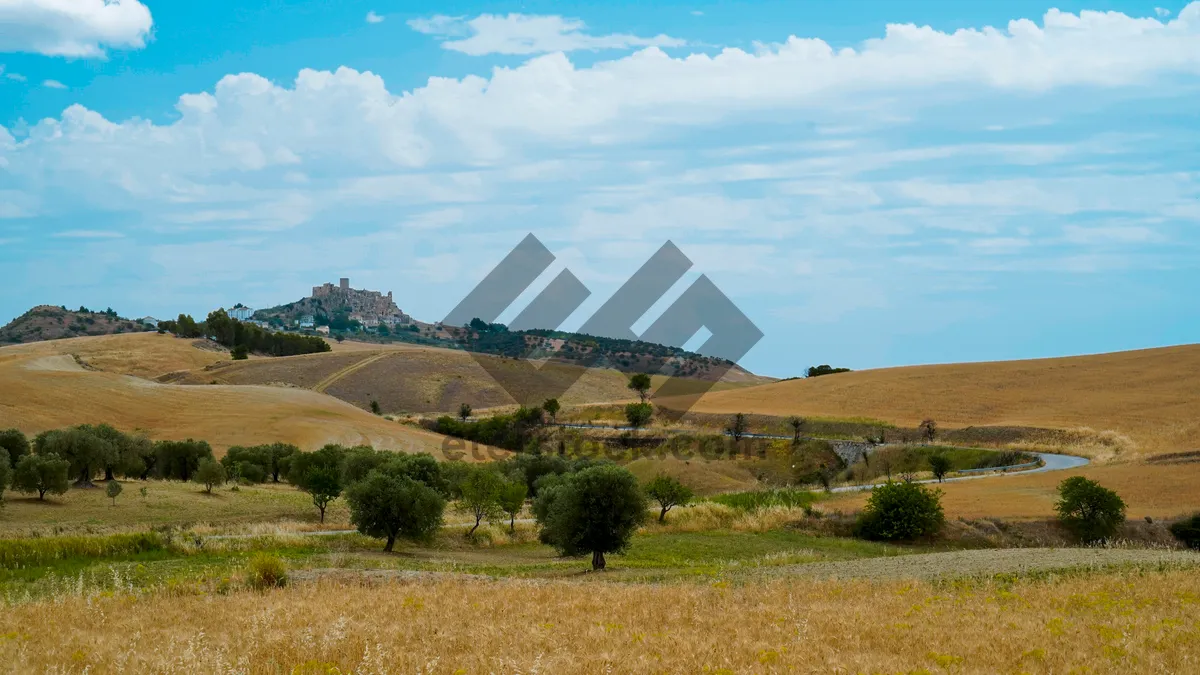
1, 0, 1198, 377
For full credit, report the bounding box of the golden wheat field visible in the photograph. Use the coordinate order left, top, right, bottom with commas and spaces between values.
2, 569, 1198, 673
670, 343, 1200, 456
0, 336, 484, 457
823, 461, 1200, 520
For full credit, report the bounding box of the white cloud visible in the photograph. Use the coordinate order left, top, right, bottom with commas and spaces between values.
0, 0, 153, 58
407, 13, 686, 55
366, 11, 384, 24
42, 78, 65, 89
1156, 7, 1172, 17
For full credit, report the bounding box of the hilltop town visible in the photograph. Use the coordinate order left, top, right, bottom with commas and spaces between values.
251, 278, 414, 332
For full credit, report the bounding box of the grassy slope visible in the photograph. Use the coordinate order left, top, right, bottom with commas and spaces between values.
0, 334, 492, 458
668, 343, 1200, 456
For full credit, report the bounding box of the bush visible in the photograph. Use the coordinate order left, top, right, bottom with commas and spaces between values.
711, 487, 817, 512
246, 553, 288, 589
624, 402, 653, 430
855, 481, 945, 541
105, 480, 123, 505
230, 344, 249, 360
1169, 514, 1200, 550
1055, 476, 1126, 544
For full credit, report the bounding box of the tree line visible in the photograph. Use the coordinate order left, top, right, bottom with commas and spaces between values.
158, 309, 330, 357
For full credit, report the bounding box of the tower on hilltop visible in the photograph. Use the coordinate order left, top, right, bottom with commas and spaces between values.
340, 277, 350, 291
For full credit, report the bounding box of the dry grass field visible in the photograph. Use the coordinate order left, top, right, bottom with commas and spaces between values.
172, 341, 758, 414
670, 343, 1200, 457
823, 460, 1200, 521
3, 567, 1198, 673
0, 337, 486, 457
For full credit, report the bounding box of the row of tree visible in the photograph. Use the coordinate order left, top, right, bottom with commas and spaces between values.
158, 310, 331, 357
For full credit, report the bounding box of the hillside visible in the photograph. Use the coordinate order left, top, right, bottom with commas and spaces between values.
164, 339, 761, 413
0, 305, 154, 344
666, 344, 1200, 456
0, 335, 491, 458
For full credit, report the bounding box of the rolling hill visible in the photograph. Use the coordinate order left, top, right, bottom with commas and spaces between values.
0, 334, 491, 458
664, 344, 1200, 456
0, 305, 154, 344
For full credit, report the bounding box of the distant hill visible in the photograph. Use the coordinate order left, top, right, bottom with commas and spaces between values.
0, 306, 154, 345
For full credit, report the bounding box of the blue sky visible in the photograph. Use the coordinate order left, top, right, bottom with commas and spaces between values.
1, 0, 1198, 377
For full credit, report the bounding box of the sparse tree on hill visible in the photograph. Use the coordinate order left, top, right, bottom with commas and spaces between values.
534, 465, 647, 571
542, 398, 561, 423
727, 413, 749, 442
624, 402, 653, 431
497, 479, 528, 533
644, 474, 693, 523
231, 344, 249, 360
370, 399, 382, 415
194, 458, 226, 494
458, 403, 472, 422
928, 454, 952, 482
346, 472, 445, 552
12, 453, 70, 500
458, 466, 503, 536
787, 417, 804, 444
919, 419, 937, 445
0, 429, 30, 468
627, 373, 652, 403
106, 480, 123, 505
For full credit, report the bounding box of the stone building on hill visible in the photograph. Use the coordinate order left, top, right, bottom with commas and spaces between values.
310, 277, 411, 326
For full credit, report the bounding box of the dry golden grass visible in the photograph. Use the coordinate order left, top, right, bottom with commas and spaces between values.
670, 343, 1200, 457
3, 569, 1198, 673
0, 339, 492, 458
823, 461, 1200, 521
0, 332, 229, 379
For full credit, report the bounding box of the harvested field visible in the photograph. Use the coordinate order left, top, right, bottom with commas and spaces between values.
4, 567, 1199, 673
776, 547, 1200, 580
0, 342, 492, 457
0, 332, 229, 379
668, 343, 1200, 457
822, 461, 1200, 520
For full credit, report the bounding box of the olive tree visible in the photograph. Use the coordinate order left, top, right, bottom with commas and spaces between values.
644, 474, 693, 523
106, 480, 123, 505
346, 472, 445, 552
627, 373, 652, 403
458, 466, 503, 536
194, 458, 227, 494
928, 454, 952, 482
288, 445, 346, 523
534, 465, 648, 570
1055, 476, 1126, 544
0, 428, 30, 468
12, 453, 70, 500
497, 479, 528, 533
35, 427, 114, 488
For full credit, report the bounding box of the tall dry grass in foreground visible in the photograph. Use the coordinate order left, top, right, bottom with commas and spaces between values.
3, 570, 1198, 673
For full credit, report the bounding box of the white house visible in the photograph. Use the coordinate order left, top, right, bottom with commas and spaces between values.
298, 315, 316, 329
316, 325, 330, 335
229, 306, 254, 321
139, 317, 160, 328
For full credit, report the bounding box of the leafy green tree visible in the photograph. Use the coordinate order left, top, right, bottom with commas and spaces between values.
624, 402, 653, 431
288, 445, 347, 523
928, 454, 952, 482
542, 398, 561, 423
439, 460, 474, 500
726, 413, 749, 442
375, 453, 447, 496
154, 439, 214, 481
855, 481, 945, 541
1055, 476, 1126, 544
369, 399, 382, 415
106, 480, 123, 505
458, 403, 472, 422
34, 427, 114, 488
231, 345, 249, 360
534, 465, 648, 570
0, 429, 30, 468
627, 373, 652, 403
1169, 513, 1200, 550
12, 453, 70, 500
194, 458, 227, 494
458, 466, 503, 535
497, 479, 528, 532
346, 472, 446, 551
339, 445, 387, 485
644, 474, 693, 523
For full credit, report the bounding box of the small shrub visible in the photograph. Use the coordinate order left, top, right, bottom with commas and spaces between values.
230, 345, 249, 360
193, 458, 227, 494
106, 480, 123, 505
1055, 476, 1126, 544
855, 481, 945, 541
246, 553, 288, 589
712, 488, 817, 512
1168, 513, 1200, 550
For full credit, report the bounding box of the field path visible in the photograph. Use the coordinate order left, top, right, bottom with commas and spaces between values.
312, 352, 392, 393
